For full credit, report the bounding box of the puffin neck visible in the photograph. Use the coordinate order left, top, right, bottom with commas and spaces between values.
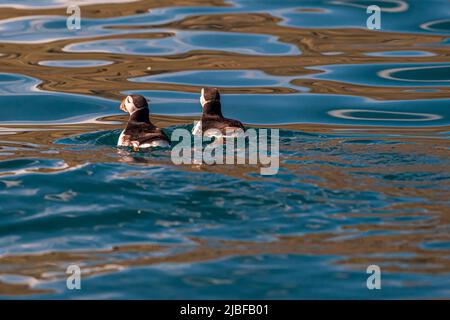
202, 101, 223, 118
129, 107, 151, 123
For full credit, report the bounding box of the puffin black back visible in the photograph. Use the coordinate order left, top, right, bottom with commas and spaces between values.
200, 87, 245, 133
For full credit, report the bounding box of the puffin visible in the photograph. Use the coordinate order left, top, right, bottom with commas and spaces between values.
118, 94, 170, 149
192, 87, 245, 136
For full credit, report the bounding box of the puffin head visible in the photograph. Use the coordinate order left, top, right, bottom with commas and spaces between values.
200, 87, 220, 109
200, 87, 223, 118
120, 95, 149, 114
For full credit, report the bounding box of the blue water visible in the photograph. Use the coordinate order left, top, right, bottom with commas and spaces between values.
0, 0, 449, 299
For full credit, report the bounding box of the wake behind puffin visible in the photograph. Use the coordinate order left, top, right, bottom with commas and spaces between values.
117, 94, 170, 150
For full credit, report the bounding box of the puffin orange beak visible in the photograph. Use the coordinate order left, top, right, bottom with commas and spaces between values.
120, 98, 127, 112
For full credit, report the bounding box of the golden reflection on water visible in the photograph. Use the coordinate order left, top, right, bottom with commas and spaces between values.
1, 2, 450, 100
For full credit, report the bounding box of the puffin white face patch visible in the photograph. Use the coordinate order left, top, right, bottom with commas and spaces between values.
200, 88, 207, 108
125, 95, 137, 114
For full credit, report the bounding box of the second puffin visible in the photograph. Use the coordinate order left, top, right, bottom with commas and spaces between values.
118, 94, 170, 149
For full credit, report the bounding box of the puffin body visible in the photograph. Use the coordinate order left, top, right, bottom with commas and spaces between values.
192, 87, 245, 136
118, 95, 170, 149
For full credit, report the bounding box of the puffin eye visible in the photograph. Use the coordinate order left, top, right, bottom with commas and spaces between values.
126, 96, 133, 104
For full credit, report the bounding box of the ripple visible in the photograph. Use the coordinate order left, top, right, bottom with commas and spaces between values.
56, 129, 122, 147
308, 63, 450, 87
267, 0, 450, 35
322, 51, 344, 56
38, 60, 113, 68
44, 190, 77, 202
0, 158, 68, 177
365, 51, 435, 57
0, 6, 238, 43
421, 19, 450, 33
0, 74, 117, 124
328, 109, 442, 122
330, 0, 409, 13
0, 73, 40, 95
379, 65, 450, 83
130, 70, 304, 89
403, 89, 441, 93
65, 31, 300, 56
0, 16, 104, 44
0, 95, 115, 124
0, 0, 138, 9
183, 31, 300, 56
0, 14, 154, 44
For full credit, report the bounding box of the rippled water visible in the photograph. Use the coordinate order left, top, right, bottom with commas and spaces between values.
0, 0, 449, 299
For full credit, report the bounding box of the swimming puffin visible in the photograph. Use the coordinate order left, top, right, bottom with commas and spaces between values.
118, 94, 170, 149
192, 87, 245, 136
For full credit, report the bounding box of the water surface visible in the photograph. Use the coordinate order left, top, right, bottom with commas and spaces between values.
0, 0, 449, 299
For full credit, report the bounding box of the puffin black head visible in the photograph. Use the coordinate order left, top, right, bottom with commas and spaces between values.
120, 94, 151, 123
120, 94, 149, 114
200, 87, 222, 117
